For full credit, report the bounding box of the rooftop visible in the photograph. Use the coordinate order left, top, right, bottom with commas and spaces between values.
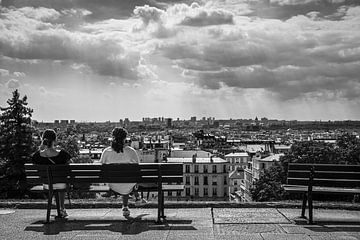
167, 157, 227, 163
225, 152, 249, 157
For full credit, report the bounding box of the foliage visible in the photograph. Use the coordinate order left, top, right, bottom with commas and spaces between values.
57, 133, 80, 161
250, 162, 287, 202
0, 89, 35, 198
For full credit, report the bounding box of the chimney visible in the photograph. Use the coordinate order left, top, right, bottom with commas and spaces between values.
192, 153, 197, 163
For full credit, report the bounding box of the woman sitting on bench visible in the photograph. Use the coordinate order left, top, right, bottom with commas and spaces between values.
31, 129, 72, 218
100, 127, 146, 217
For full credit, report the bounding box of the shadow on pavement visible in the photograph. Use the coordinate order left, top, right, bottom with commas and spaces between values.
24, 214, 195, 235
301, 220, 360, 233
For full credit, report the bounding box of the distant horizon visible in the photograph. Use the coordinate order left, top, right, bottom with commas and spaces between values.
33, 117, 360, 123
1, 1, 360, 121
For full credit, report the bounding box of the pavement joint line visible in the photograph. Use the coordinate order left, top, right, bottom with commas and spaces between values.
276, 208, 293, 223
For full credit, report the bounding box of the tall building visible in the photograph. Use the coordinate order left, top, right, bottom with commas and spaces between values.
167, 156, 229, 200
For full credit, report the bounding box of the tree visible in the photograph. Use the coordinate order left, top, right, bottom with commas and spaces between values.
0, 89, 35, 198
250, 162, 287, 202
57, 133, 80, 161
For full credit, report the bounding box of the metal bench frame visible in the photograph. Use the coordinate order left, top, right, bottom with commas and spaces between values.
284, 163, 360, 224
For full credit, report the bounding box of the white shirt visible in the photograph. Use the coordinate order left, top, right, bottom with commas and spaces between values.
100, 146, 139, 195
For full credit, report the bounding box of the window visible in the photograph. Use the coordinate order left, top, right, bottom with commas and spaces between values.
185, 176, 190, 185
203, 165, 208, 173
177, 191, 182, 196
212, 165, 217, 173
261, 163, 266, 170
224, 188, 227, 196
213, 187, 217, 196
194, 176, 199, 185
194, 188, 199, 196
234, 187, 237, 192
168, 191, 172, 196
223, 165, 226, 173
212, 176, 217, 186
224, 176, 227, 185
204, 188, 208, 196
203, 176, 208, 185
185, 165, 190, 173
234, 180, 237, 185
194, 165, 199, 173
185, 188, 190, 196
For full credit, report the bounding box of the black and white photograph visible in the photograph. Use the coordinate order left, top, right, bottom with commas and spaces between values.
0, 0, 360, 239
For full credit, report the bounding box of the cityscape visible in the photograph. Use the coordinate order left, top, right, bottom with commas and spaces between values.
31, 116, 360, 202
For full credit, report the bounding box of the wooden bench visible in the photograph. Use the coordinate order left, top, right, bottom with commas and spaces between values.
25, 163, 184, 223
283, 163, 360, 224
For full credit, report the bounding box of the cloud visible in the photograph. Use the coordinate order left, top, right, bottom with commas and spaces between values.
0, 6, 144, 80
13, 71, 26, 77
5, 79, 20, 89
174, 3, 234, 26
0, 68, 9, 76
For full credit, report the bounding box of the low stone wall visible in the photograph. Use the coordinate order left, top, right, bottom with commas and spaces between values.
0, 199, 359, 211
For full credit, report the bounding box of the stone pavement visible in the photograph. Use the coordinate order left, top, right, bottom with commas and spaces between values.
0, 207, 359, 240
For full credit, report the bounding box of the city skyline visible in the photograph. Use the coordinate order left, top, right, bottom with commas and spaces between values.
1, 0, 360, 122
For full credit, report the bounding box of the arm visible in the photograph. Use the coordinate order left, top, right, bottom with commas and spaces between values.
99, 149, 107, 164
129, 147, 140, 163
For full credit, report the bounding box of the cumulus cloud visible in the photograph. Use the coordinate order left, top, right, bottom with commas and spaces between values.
13, 71, 26, 77
0, 6, 147, 80
0, 68, 9, 76
5, 79, 20, 89
152, 2, 360, 101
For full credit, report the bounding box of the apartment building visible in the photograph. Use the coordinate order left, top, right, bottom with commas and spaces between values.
225, 152, 250, 171
167, 156, 229, 200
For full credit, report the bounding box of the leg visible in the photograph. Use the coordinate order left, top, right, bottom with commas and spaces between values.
59, 192, 65, 210
122, 194, 130, 217
46, 191, 53, 223
301, 193, 307, 218
54, 192, 61, 217
122, 194, 129, 207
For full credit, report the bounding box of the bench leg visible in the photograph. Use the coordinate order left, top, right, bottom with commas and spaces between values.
301, 193, 307, 218
161, 191, 165, 219
46, 191, 53, 223
308, 192, 313, 224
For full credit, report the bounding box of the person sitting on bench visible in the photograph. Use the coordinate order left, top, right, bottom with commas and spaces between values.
100, 127, 146, 217
31, 129, 72, 218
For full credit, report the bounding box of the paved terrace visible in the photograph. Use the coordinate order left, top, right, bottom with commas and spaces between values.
0, 202, 359, 240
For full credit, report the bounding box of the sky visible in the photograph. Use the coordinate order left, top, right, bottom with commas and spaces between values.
0, 0, 360, 122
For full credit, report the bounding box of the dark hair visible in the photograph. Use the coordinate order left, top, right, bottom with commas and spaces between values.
111, 127, 128, 153
42, 129, 56, 148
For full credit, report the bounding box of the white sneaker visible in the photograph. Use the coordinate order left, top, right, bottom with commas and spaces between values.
122, 207, 130, 217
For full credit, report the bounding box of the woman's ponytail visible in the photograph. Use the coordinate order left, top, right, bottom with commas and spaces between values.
111, 127, 127, 153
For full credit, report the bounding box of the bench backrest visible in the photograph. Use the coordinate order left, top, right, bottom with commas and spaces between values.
287, 163, 360, 188
25, 163, 183, 185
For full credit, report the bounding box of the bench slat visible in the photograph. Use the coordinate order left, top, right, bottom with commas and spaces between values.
288, 170, 360, 180
288, 163, 360, 172
287, 178, 360, 188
